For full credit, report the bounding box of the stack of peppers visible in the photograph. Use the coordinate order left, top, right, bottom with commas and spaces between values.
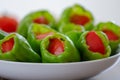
0, 4, 120, 63
27, 23, 56, 55
17, 10, 56, 38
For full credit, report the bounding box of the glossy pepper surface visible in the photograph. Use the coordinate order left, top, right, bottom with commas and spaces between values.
77, 31, 111, 60
94, 22, 120, 55
40, 33, 80, 63
0, 30, 8, 40
27, 23, 56, 55
0, 33, 41, 62
58, 4, 94, 30
17, 10, 56, 38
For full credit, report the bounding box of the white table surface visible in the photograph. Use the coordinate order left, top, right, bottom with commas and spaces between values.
89, 62, 120, 80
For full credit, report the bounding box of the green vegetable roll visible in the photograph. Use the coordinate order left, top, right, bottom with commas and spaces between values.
0, 33, 41, 62
58, 4, 94, 30
77, 31, 111, 60
40, 33, 80, 63
94, 22, 120, 55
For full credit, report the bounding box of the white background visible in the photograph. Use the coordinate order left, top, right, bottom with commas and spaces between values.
0, 0, 120, 25
0, 0, 120, 80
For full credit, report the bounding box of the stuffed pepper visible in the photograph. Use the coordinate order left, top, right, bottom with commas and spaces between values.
0, 33, 41, 62
94, 22, 120, 55
58, 4, 94, 30
77, 31, 111, 60
27, 23, 56, 55
17, 10, 56, 38
59, 23, 85, 47
40, 33, 80, 63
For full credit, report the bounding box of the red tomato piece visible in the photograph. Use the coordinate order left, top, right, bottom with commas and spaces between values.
0, 16, 18, 33
103, 30, 119, 41
1, 38, 14, 53
86, 31, 105, 54
70, 14, 90, 26
48, 38, 64, 55
33, 16, 48, 24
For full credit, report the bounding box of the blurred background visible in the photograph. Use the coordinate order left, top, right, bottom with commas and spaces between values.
0, 0, 120, 25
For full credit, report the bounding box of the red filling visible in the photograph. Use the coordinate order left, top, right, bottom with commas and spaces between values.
1, 38, 14, 53
70, 14, 90, 26
36, 32, 53, 40
86, 31, 105, 54
33, 16, 48, 24
48, 38, 64, 55
0, 16, 18, 33
103, 30, 119, 41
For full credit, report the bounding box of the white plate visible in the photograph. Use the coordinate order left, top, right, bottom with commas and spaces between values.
0, 53, 120, 80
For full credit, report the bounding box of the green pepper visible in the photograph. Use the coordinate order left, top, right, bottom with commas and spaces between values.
27, 23, 56, 55
17, 10, 56, 38
40, 33, 80, 63
94, 22, 120, 55
77, 31, 111, 61
0, 33, 41, 62
58, 4, 94, 30
0, 30, 8, 40
59, 23, 85, 47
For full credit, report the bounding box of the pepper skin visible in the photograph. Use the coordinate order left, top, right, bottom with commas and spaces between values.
27, 23, 56, 55
0, 33, 41, 62
58, 4, 94, 30
17, 10, 56, 38
40, 33, 80, 63
59, 23, 85, 47
94, 22, 120, 55
0, 30, 8, 40
77, 31, 111, 61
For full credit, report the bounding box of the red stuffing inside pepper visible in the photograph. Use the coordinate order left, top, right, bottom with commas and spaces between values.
36, 32, 53, 40
86, 31, 105, 54
103, 30, 119, 41
0, 16, 18, 33
1, 38, 14, 53
70, 14, 90, 26
48, 38, 64, 55
33, 16, 48, 25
